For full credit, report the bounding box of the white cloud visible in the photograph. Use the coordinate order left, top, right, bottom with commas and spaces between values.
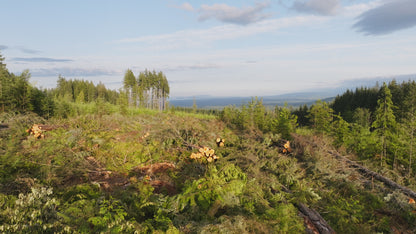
291, 0, 341, 16
342, 0, 384, 17
11, 57, 73, 63
197, 2, 272, 25
30, 67, 120, 77
177, 2, 194, 12
116, 15, 325, 50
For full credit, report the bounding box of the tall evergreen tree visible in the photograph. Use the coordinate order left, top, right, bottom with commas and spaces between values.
372, 82, 397, 167
402, 81, 416, 176
0, 51, 10, 111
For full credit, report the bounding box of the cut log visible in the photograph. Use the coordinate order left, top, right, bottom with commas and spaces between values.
26, 124, 63, 139
271, 139, 292, 154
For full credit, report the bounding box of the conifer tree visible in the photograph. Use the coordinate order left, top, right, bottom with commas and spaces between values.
308, 100, 334, 134
273, 104, 298, 139
0, 51, 10, 111
403, 81, 416, 176
372, 82, 397, 167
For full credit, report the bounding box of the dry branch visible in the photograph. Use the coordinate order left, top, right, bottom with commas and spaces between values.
132, 162, 176, 176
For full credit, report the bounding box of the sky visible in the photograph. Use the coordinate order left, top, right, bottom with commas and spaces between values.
1, 0, 416, 98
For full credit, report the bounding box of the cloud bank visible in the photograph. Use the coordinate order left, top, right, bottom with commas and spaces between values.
31, 67, 120, 77
353, 0, 416, 35
17, 47, 41, 54
117, 15, 324, 50
11, 57, 73, 63
291, 0, 340, 16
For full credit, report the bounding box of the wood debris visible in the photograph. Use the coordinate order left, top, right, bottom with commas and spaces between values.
132, 162, 176, 176
282, 140, 292, 154
216, 137, 225, 147
26, 124, 62, 139
26, 124, 46, 138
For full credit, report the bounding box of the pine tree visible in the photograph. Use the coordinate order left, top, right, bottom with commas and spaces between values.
273, 104, 298, 139
372, 82, 397, 167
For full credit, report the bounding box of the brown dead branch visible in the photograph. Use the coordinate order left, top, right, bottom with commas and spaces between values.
132, 162, 176, 176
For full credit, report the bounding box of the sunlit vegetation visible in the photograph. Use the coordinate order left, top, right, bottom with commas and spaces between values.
1, 51, 416, 232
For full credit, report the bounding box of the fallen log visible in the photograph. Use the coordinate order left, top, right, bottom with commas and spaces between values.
292, 133, 416, 200
297, 203, 335, 234
327, 149, 416, 200
271, 185, 335, 233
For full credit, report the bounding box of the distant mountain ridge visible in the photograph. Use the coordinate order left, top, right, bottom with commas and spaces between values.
169, 74, 416, 108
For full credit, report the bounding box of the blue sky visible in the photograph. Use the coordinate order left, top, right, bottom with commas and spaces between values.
1, 0, 416, 97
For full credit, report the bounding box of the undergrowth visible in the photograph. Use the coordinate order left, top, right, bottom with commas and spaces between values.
0, 110, 415, 233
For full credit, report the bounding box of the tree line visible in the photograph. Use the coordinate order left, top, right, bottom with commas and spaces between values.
291, 80, 416, 177
217, 79, 416, 178
123, 69, 169, 110
0, 52, 170, 118
0, 53, 54, 117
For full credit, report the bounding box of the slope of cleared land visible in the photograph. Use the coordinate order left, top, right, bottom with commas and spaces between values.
0, 111, 415, 233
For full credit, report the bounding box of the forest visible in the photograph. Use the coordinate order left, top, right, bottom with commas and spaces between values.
1, 50, 416, 233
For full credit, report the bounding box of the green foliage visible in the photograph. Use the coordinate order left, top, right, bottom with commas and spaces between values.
0, 57, 53, 117
346, 125, 380, 159
372, 82, 397, 166
87, 197, 137, 233
175, 164, 246, 218
330, 114, 350, 148
308, 100, 334, 134
2, 52, 416, 233
0, 187, 71, 233
272, 105, 298, 140
331, 86, 379, 122
221, 98, 298, 141
53, 76, 119, 105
